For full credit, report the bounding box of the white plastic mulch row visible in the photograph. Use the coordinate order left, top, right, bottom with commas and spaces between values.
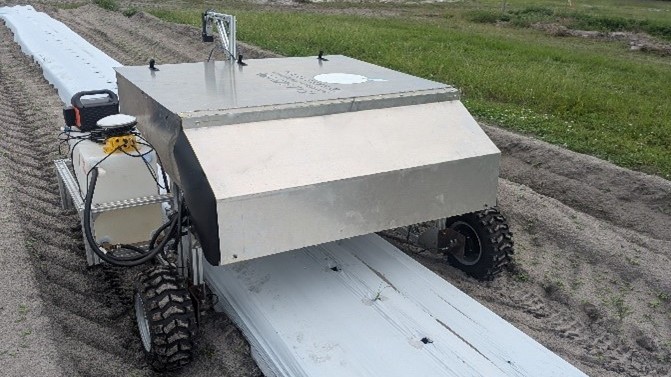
1, 7, 587, 377
0, 5, 120, 105
205, 234, 588, 377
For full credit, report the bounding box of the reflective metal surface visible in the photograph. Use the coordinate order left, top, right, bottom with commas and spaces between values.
117, 55, 458, 191
116, 55, 456, 120
117, 56, 499, 265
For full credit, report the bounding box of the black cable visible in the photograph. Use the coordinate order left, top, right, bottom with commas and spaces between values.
149, 214, 176, 249
66, 125, 179, 266
135, 135, 170, 193
174, 193, 184, 253
84, 167, 177, 265
157, 153, 170, 194
121, 147, 154, 158
69, 138, 87, 160
83, 167, 179, 266
127, 144, 165, 190
58, 130, 75, 155
148, 198, 189, 250
83, 145, 121, 199
69, 138, 89, 200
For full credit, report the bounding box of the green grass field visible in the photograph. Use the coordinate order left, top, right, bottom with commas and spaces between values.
140, 0, 671, 178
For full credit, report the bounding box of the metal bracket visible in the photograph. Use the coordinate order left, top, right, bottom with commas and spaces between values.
175, 221, 204, 286
169, 185, 204, 286
393, 220, 465, 258
55, 159, 172, 213
202, 10, 237, 62
437, 228, 466, 259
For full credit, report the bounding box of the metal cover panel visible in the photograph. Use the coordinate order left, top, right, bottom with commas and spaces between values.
116, 57, 493, 265
114, 56, 457, 126
187, 100, 495, 200
185, 101, 500, 264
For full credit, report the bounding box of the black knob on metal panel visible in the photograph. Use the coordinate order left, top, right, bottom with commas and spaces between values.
149, 59, 159, 71
237, 54, 247, 66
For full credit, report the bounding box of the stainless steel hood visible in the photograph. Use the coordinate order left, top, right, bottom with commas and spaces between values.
116, 56, 499, 265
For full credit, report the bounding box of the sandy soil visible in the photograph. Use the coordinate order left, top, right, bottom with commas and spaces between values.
0, 3, 669, 377
0, 112, 63, 376
532, 23, 671, 56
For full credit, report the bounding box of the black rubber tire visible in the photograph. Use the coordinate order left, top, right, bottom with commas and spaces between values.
444, 207, 514, 281
134, 265, 197, 372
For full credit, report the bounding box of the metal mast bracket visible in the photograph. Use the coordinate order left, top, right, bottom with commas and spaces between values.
202, 10, 237, 62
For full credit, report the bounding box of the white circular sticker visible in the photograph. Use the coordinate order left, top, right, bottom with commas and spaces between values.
314, 73, 369, 85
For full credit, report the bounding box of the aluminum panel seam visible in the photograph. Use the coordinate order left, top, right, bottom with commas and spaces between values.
179, 89, 459, 128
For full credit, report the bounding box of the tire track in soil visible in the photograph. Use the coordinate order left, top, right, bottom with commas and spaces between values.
484, 126, 671, 243
1, 9, 262, 376
379, 165, 670, 376
399, 177, 670, 377
0, 23, 148, 377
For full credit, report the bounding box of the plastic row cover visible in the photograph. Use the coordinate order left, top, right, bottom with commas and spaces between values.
205, 234, 588, 377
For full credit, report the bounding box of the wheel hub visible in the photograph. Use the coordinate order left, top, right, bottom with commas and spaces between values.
449, 221, 482, 266
134, 292, 152, 352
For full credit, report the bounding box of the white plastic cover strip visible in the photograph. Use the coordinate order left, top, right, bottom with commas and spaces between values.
205, 234, 587, 377
0, 5, 121, 104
